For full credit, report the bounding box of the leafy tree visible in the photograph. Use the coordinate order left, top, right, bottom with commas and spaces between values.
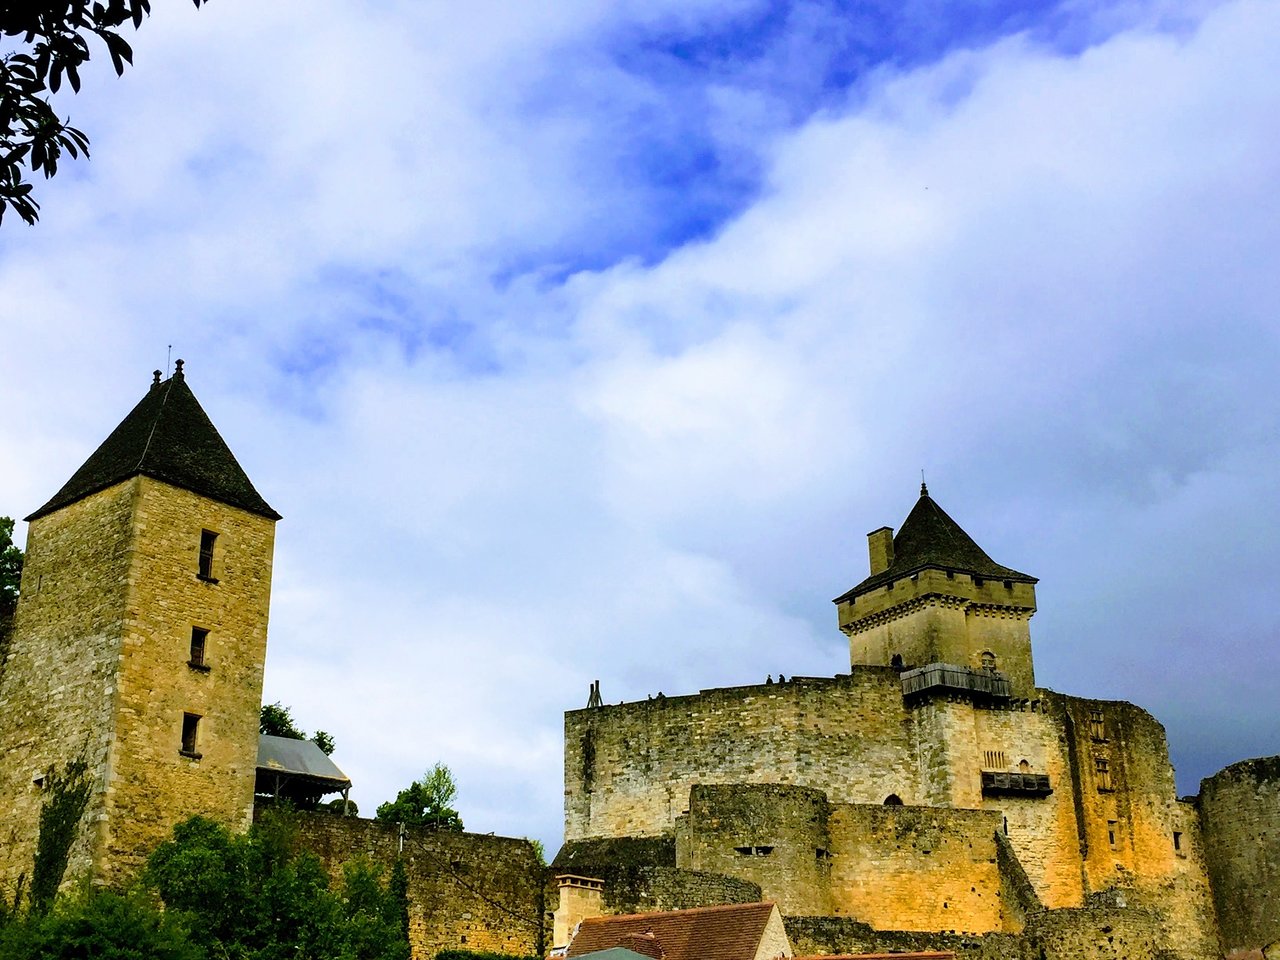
259, 701, 306, 739
375, 763, 464, 831
145, 813, 410, 960
0, 517, 22, 665
1, 0, 208, 225
260, 700, 336, 755
0, 887, 202, 960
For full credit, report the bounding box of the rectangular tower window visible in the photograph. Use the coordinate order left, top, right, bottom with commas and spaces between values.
1173, 831, 1182, 851
180, 713, 202, 758
189, 627, 209, 670
983, 749, 1007, 770
1095, 757, 1112, 791
1108, 820, 1118, 847
198, 530, 218, 581
1089, 709, 1106, 741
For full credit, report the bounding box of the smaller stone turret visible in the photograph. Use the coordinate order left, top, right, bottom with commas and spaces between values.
834, 484, 1038, 695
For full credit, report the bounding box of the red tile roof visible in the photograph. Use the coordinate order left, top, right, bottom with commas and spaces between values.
567, 902, 780, 960
793, 954, 955, 959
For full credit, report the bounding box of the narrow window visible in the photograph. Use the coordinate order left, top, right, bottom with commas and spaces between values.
981, 651, 997, 671
189, 627, 209, 670
1018, 759, 1031, 773
1108, 820, 1118, 847
974, 576, 985, 587
181, 713, 201, 757
198, 530, 218, 581
1095, 758, 1112, 791
1173, 831, 1182, 851
1089, 709, 1106, 741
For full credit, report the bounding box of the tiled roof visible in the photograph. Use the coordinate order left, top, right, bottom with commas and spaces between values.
27, 363, 280, 522
834, 485, 1034, 602
792, 954, 955, 959
567, 902, 779, 960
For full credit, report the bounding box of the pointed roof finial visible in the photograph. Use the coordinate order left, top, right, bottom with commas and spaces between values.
173, 358, 185, 380
152, 370, 162, 386
920, 469, 928, 497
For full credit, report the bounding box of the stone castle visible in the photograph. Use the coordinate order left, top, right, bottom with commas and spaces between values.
1, 368, 1278, 960
554, 491, 1280, 959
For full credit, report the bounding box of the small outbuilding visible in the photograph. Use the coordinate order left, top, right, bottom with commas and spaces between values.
255, 734, 351, 810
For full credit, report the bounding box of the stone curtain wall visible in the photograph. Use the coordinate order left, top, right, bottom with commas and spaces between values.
0, 483, 136, 898
1200, 756, 1280, 953
565, 671, 918, 841
294, 813, 545, 960
826, 803, 1006, 933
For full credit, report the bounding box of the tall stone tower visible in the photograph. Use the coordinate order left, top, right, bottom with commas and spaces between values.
834, 484, 1038, 695
0, 363, 280, 899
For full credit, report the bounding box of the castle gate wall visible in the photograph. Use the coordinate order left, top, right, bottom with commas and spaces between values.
1199, 756, 1280, 954
0, 483, 136, 897
293, 812, 545, 960
564, 671, 919, 842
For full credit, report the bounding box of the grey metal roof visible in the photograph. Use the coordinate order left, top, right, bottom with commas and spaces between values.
256, 734, 350, 789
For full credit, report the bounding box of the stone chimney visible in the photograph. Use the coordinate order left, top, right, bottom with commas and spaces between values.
553, 875, 605, 951
867, 526, 894, 574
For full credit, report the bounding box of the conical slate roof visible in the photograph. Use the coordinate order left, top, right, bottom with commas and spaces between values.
835, 485, 1034, 602
27, 362, 280, 522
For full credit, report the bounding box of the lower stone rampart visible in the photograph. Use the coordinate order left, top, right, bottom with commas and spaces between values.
291, 812, 544, 960
787, 903, 1168, 960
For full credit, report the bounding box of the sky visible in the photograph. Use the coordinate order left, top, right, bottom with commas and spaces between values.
2, 0, 1278, 855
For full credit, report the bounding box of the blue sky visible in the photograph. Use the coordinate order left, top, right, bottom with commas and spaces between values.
2, 0, 1278, 852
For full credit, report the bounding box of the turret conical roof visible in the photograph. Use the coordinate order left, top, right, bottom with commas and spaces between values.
27, 362, 280, 522
835, 484, 1034, 602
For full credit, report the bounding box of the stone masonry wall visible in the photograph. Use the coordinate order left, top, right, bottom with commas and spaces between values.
787, 903, 1165, 960
0, 483, 137, 898
294, 812, 545, 960
969, 697, 1085, 909
564, 671, 918, 842
826, 803, 1006, 933
676, 783, 832, 915
838, 570, 1038, 696
1199, 755, 1280, 954
1049, 693, 1220, 959
101, 478, 275, 883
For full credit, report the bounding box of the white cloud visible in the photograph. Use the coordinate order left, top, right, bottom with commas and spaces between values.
2, 0, 1278, 852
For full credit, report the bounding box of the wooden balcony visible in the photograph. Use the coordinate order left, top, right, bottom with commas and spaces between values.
900, 662, 1012, 702
981, 771, 1053, 797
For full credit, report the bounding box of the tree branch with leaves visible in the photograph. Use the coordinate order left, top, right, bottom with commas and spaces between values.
1, 0, 207, 225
